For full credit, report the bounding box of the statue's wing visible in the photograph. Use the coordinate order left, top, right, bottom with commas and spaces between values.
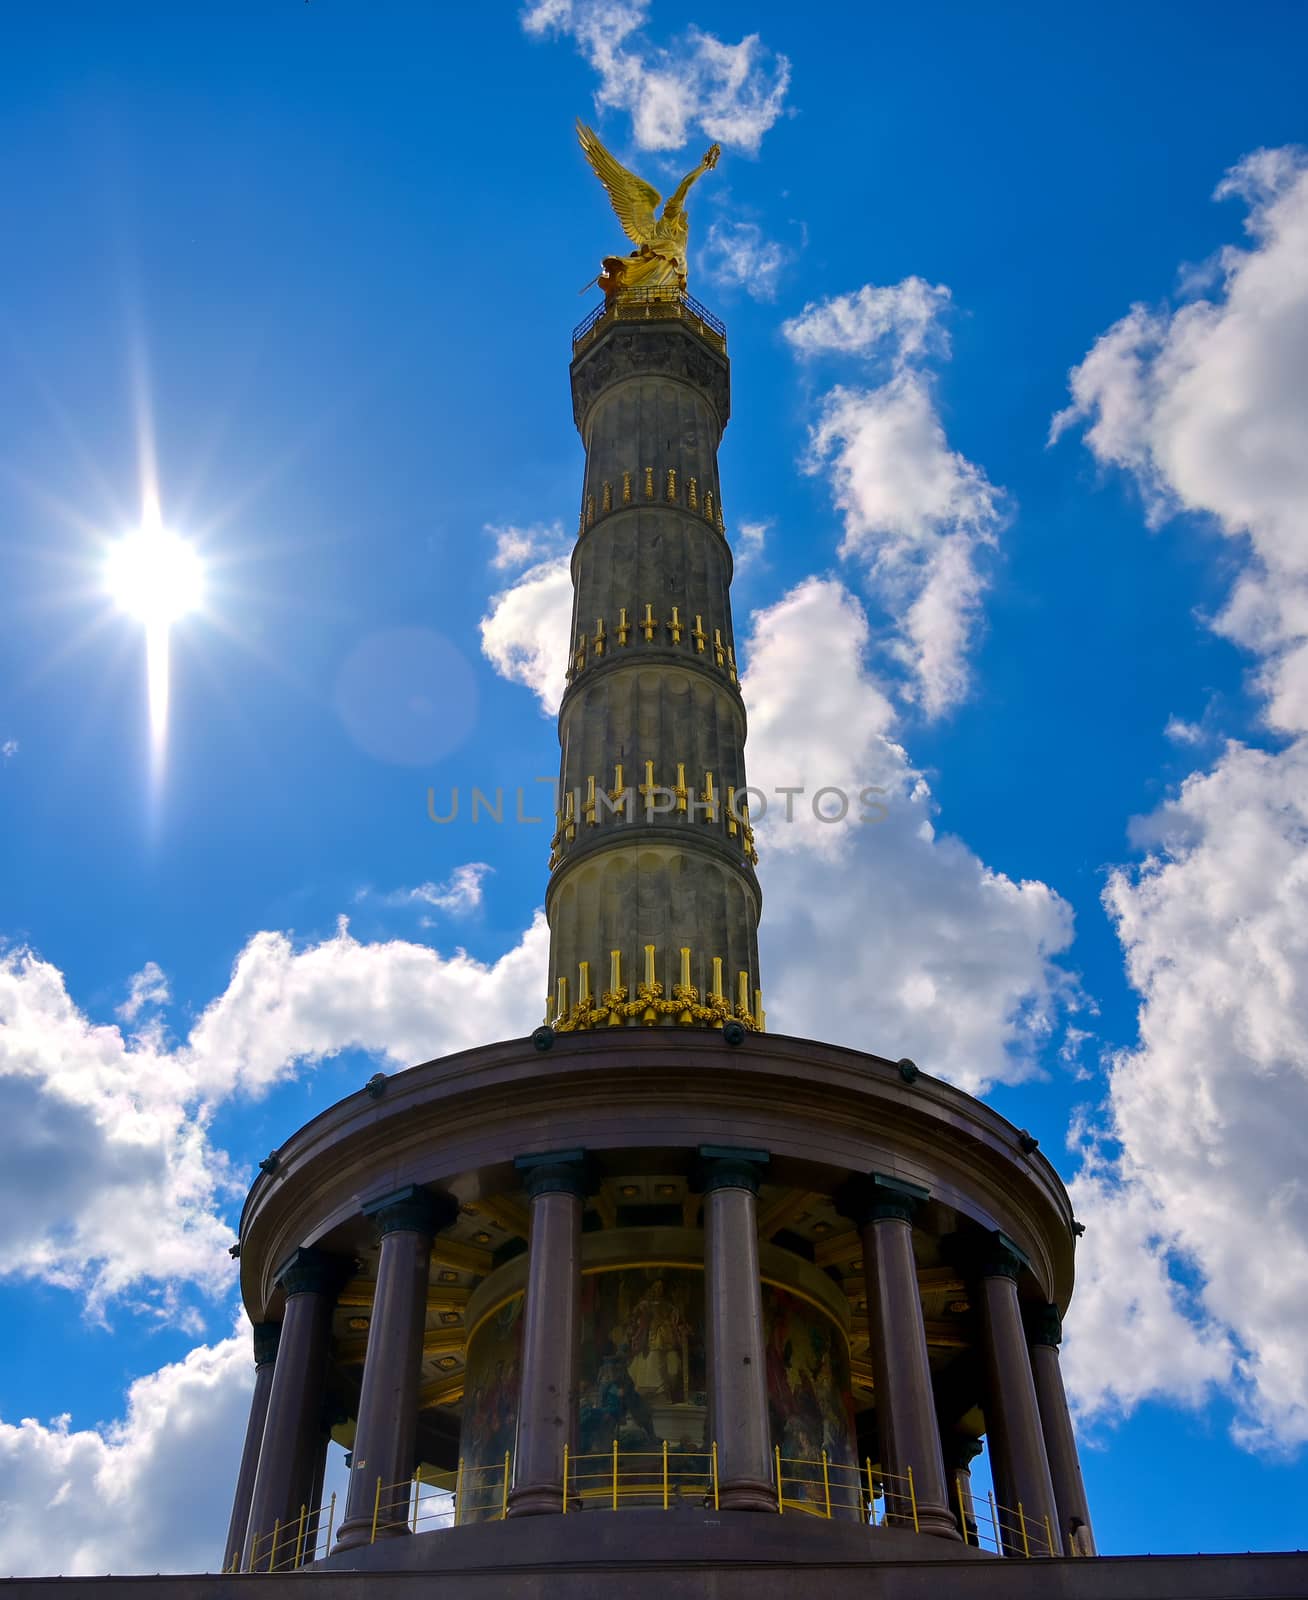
577, 120, 661, 246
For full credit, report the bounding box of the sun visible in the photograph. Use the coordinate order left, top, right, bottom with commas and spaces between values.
105, 523, 205, 626
104, 514, 206, 777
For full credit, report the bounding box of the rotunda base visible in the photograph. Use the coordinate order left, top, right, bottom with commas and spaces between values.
314, 1503, 984, 1576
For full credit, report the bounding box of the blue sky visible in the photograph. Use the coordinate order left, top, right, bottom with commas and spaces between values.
2, 0, 1307, 1572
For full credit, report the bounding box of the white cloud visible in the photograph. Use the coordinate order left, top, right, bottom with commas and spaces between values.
116, 961, 170, 1024
410, 863, 493, 915
783, 277, 951, 363
806, 375, 1002, 717
0, 1330, 253, 1575
1, 740, 16, 760
1051, 146, 1308, 735
1087, 744, 1308, 1449
743, 578, 1077, 1092
1062, 1154, 1232, 1425
1163, 715, 1204, 746
479, 556, 573, 716
1057, 1025, 1094, 1078
783, 279, 1002, 719
0, 947, 239, 1316
702, 220, 789, 302
523, 1, 790, 154
373, 862, 493, 917
183, 914, 549, 1102
734, 518, 768, 575
0, 913, 548, 1316
1054, 147, 1308, 1451
485, 520, 569, 572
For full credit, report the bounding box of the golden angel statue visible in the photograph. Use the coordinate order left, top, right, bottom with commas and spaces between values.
577, 119, 721, 302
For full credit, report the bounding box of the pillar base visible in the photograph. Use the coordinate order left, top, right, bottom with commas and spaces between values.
507, 1483, 566, 1517
333, 1517, 412, 1551
720, 1476, 780, 1512
904, 1505, 965, 1542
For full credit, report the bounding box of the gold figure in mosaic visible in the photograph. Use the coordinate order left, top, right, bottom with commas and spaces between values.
577, 119, 721, 300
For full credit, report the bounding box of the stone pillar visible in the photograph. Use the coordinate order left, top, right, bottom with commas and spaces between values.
242, 1249, 342, 1571
844, 1176, 959, 1540
975, 1233, 1059, 1557
222, 1321, 279, 1572
700, 1146, 775, 1512
507, 1150, 588, 1516
946, 1436, 983, 1546
300, 1424, 331, 1565
1028, 1303, 1096, 1555
335, 1187, 455, 1549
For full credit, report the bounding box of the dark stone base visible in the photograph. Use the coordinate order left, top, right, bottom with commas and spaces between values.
5, 1512, 1307, 1598
719, 1476, 783, 1512
331, 1517, 410, 1550
505, 1483, 567, 1517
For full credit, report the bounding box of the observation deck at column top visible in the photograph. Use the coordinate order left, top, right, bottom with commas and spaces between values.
572, 286, 727, 355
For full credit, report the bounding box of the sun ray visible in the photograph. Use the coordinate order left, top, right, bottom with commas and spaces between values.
145, 620, 171, 768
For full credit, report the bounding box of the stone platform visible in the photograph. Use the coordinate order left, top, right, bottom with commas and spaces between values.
5, 1511, 1307, 1599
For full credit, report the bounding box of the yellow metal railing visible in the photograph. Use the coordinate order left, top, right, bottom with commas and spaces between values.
775, 1449, 905, 1523
240, 1491, 337, 1573
562, 1439, 719, 1511
241, 1454, 510, 1572
365, 1454, 512, 1542
240, 1445, 1063, 1567
954, 1476, 1058, 1558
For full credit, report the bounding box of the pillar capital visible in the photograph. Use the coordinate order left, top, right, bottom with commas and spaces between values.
252, 1320, 281, 1368
363, 1183, 457, 1239
697, 1145, 769, 1195
1026, 1300, 1063, 1348
945, 1434, 985, 1470
838, 1172, 929, 1226
515, 1148, 590, 1201
975, 1229, 1030, 1283
274, 1245, 346, 1300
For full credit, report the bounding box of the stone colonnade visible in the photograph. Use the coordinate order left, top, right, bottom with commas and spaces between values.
226, 1154, 1093, 1568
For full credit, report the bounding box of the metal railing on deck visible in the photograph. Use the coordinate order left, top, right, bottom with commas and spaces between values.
563, 1439, 719, 1510
239, 1491, 337, 1573
368, 1452, 512, 1536
238, 1444, 1067, 1568
963, 1480, 1059, 1558
572, 287, 727, 352
776, 1448, 905, 1522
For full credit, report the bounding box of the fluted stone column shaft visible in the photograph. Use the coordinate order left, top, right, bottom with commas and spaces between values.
701, 1147, 775, 1512
242, 1250, 341, 1571
508, 1152, 587, 1517
301, 1427, 330, 1565
976, 1235, 1059, 1557
223, 1322, 279, 1572
1028, 1304, 1096, 1555
947, 1437, 983, 1546
848, 1177, 959, 1541
336, 1187, 455, 1549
